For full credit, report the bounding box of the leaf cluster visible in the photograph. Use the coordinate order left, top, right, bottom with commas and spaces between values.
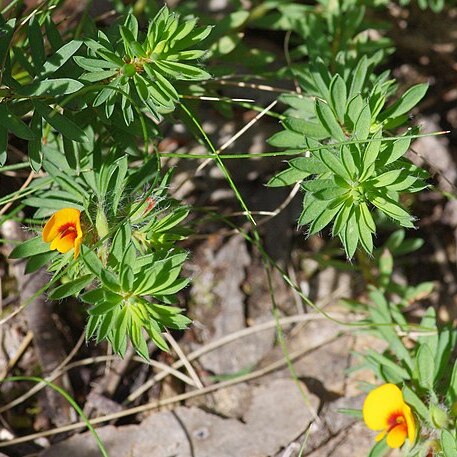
77, 7, 212, 124
268, 56, 428, 258
10, 141, 192, 358
0, 6, 212, 168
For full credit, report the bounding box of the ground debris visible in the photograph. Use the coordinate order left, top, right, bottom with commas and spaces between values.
39, 379, 318, 457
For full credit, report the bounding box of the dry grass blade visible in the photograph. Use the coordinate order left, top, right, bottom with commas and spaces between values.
164, 331, 204, 389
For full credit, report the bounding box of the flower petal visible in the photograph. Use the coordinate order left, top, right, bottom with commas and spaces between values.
50, 232, 76, 253
403, 403, 416, 444
74, 234, 82, 259
363, 384, 405, 431
42, 208, 81, 243
386, 423, 407, 448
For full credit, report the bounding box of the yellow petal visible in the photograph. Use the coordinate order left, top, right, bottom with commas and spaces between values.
50, 232, 76, 253
74, 234, 82, 259
403, 403, 416, 444
363, 384, 405, 431
42, 213, 58, 242
375, 430, 386, 442
386, 424, 407, 448
42, 208, 81, 242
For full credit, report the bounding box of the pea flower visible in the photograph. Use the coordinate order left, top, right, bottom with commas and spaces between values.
363, 383, 416, 449
42, 208, 83, 259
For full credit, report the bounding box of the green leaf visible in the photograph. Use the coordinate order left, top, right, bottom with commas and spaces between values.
369, 169, 404, 188
340, 146, 358, 179
145, 322, 169, 352
310, 59, 331, 101
44, 17, 64, 51
346, 94, 363, 129
10, 237, 50, 259
38, 40, 83, 79
89, 298, 122, 316
343, 211, 359, 258
28, 111, 43, 171
80, 288, 104, 305
441, 430, 457, 457
172, 25, 213, 52
25, 251, 59, 274
371, 194, 414, 226
110, 156, 128, 215
402, 385, 428, 421
282, 118, 328, 139
435, 327, 453, 382
417, 307, 438, 361
100, 269, 121, 292
137, 254, 187, 296
150, 68, 179, 102
28, 17, 45, 71
298, 194, 325, 227
154, 277, 190, 296
369, 291, 413, 370
170, 18, 198, 43
415, 343, 435, 389
367, 439, 388, 457
80, 70, 118, 82
366, 350, 410, 380
353, 103, 371, 140
85, 40, 125, 66
81, 245, 103, 276
19, 78, 84, 97
308, 202, 343, 235
121, 266, 134, 292
291, 156, 329, 175
49, 274, 93, 300
33, 100, 88, 142
73, 56, 119, 71
154, 60, 211, 80
85, 315, 99, 340
332, 201, 352, 237
315, 99, 346, 142
268, 130, 305, 149
349, 55, 368, 99
109, 224, 132, 267
356, 205, 374, 254
0, 103, 35, 140
153, 207, 189, 233
313, 185, 347, 201
329, 74, 347, 122
267, 166, 309, 187
448, 359, 457, 404
113, 306, 130, 353
359, 202, 376, 232
313, 148, 351, 181
379, 83, 428, 121
96, 310, 117, 342
378, 137, 411, 166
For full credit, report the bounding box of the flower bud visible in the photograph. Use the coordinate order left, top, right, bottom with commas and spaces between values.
430, 404, 449, 429
95, 207, 109, 240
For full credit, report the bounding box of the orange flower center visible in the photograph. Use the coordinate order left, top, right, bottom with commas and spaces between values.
58, 222, 77, 241
387, 411, 406, 433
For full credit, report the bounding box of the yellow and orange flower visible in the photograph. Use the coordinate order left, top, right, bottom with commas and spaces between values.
363, 383, 416, 449
42, 208, 83, 259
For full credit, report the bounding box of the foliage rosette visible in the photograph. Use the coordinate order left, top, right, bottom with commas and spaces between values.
75, 6, 212, 124
268, 57, 429, 258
